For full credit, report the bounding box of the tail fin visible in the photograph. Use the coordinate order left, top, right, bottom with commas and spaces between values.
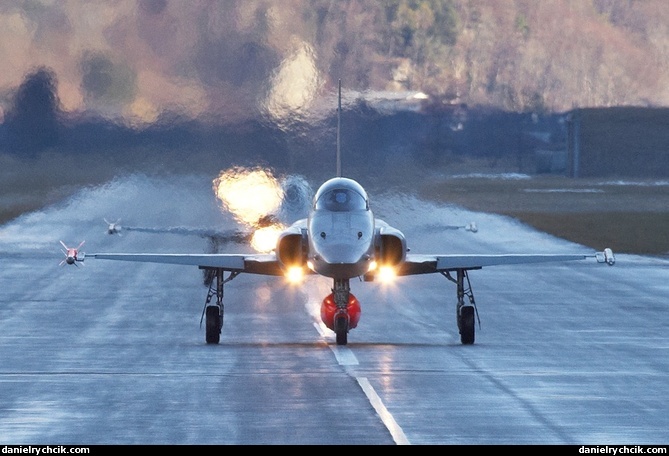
336, 79, 342, 178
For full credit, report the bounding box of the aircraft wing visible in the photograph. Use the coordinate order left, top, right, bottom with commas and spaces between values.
399, 250, 615, 276
121, 226, 251, 243
87, 252, 285, 276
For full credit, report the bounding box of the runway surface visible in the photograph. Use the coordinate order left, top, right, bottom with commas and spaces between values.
0, 173, 667, 445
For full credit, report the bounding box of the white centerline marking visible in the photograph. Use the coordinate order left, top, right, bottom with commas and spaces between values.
357, 377, 411, 445
331, 345, 359, 365
313, 322, 411, 444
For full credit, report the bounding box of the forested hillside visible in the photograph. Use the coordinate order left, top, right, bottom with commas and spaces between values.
331, 0, 669, 112
1, 0, 668, 125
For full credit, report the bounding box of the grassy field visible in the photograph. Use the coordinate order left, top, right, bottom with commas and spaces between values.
416, 175, 669, 255
0, 152, 120, 225
2, 153, 668, 255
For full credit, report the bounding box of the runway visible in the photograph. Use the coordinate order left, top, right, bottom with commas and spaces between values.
0, 173, 667, 445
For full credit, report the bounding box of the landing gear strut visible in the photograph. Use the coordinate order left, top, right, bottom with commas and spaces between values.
442, 269, 479, 345
333, 278, 350, 345
200, 268, 239, 344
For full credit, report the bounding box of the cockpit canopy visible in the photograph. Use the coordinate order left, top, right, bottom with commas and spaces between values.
313, 178, 369, 212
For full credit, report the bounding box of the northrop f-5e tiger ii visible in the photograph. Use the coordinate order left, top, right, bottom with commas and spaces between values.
68, 82, 615, 345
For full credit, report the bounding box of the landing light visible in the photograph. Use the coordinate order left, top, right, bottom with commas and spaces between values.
368, 260, 377, 272
378, 266, 396, 283
286, 266, 304, 283
251, 225, 284, 253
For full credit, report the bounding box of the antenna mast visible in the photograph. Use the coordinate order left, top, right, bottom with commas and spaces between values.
336, 79, 342, 177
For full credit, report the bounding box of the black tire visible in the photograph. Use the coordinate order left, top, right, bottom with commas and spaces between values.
334, 313, 348, 345
459, 306, 475, 345
336, 329, 348, 345
205, 306, 221, 344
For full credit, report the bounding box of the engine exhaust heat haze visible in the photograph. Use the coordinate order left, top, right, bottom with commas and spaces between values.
212, 167, 312, 253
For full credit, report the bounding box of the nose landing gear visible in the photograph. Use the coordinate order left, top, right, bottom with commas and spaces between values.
320, 279, 361, 345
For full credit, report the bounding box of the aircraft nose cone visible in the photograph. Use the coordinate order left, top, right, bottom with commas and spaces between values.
310, 244, 372, 279
316, 243, 365, 264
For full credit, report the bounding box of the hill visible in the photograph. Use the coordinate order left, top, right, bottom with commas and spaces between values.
1, 0, 669, 125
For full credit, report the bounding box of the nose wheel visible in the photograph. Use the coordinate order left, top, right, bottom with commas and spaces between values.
334, 311, 349, 345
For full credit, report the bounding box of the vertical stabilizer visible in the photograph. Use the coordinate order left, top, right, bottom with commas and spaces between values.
336, 79, 342, 177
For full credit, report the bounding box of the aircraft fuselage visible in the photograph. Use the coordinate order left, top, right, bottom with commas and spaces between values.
307, 177, 375, 279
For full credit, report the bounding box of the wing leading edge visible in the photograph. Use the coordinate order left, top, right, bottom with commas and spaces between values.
399, 249, 615, 276
87, 252, 285, 276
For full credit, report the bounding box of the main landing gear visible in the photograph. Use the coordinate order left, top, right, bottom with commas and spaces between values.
199, 267, 480, 345
442, 269, 480, 345
200, 268, 239, 344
